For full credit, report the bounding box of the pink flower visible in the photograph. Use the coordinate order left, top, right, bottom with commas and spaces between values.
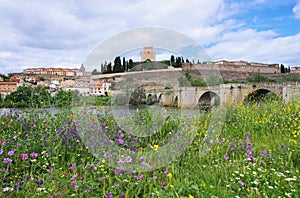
31, 152, 38, 158
223, 155, 229, 161
238, 180, 245, 186
21, 154, 28, 160
3, 158, 12, 163
7, 150, 16, 156
70, 163, 76, 170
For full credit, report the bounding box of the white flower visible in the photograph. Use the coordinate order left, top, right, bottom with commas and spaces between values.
284, 178, 297, 181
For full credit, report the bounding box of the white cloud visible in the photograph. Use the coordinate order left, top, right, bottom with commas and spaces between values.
0, 0, 299, 73
207, 29, 300, 65
293, 1, 300, 19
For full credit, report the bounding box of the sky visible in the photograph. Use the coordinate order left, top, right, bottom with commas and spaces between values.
0, 0, 300, 74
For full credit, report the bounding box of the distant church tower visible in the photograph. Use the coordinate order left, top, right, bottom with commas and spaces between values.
141, 46, 156, 62
79, 64, 86, 72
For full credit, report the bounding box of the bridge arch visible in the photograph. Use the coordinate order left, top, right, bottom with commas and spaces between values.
198, 91, 220, 108
244, 88, 281, 104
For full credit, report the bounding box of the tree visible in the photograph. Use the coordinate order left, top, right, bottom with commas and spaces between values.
105, 62, 112, 74
113, 56, 122, 73
128, 59, 134, 70
175, 57, 182, 68
122, 57, 126, 71
92, 69, 101, 75
170, 55, 175, 66
280, 64, 286, 73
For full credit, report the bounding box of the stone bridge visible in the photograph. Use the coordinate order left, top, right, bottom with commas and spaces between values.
92, 71, 300, 108
144, 82, 300, 108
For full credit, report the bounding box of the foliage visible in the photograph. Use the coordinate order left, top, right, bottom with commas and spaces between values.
52, 90, 80, 107
247, 73, 275, 83
37, 76, 45, 81
95, 96, 111, 106
3, 86, 51, 108
91, 69, 101, 75
0, 101, 299, 197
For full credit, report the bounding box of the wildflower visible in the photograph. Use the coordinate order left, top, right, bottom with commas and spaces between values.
164, 170, 168, 175
114, 183, 120, 187
70, 181, 76, 185
99, 177, 105, 182
74, 185, 80, 189
238, 180, 245, 186
260, 150, 267, 155
20, 154, 28, 160
3, 158, 12, 163
31, 152, 38, 158
153, 145, 159, 150
70, 163, 76, 170
0, 148, 3, 154
7, 150, 16, 156
36, 180, 43, 185
189, 195, 194, 198
139, 174, 144, 179
106, 192, 113, 198
25, 176, 30, 180
121, 191, 125, 197
224, 155, 229, 161
167, 173, 172, 178
126, 156, 132, 163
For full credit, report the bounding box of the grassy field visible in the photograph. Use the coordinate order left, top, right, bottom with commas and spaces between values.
0, 100, 299, 197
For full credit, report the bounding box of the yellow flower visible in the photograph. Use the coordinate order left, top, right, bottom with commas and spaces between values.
167, 173, 172, 178
189, 195, 194, 198
153, 145, 159, 150
169, 184, 174, 188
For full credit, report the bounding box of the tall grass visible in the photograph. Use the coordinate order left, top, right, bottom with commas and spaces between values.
0, 100, 299, 197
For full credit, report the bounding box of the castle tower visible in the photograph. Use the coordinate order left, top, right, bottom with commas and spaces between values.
141, 46, 156, 62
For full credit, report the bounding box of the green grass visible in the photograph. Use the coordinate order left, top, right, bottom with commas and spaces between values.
0, 100, 299, 197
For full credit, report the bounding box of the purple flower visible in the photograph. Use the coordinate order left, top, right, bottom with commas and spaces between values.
85, 189, 91, 193
224, 155, 229, 161
139, 174, 144, 179
31, 152, 38, 158
126, 156, 132, 163
74, 185, 80, 189
25, 176, 30, 180
238, 180, 245, 186
36, 180, 43, 185
99, 177, 105, 182
7, 150, 16, 156
0, 148, 3, 154
18, 181, 24, 185
3, 158, 12, 163
114, 183, 120, 187
70, 163, 76, 170
106, 192, 113, 198
21, 154, 28, 160
14, 186, 22, 191
70, 181, 76, 185
261, 150, 267, 156
121, 191, 125, 197
164, 170, 168, 175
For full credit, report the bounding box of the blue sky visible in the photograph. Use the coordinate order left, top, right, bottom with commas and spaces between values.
0, 0, 300, 74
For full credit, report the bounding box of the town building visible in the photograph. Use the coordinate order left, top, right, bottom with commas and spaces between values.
89, 82, 111, 96
0, 82, 17, 96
